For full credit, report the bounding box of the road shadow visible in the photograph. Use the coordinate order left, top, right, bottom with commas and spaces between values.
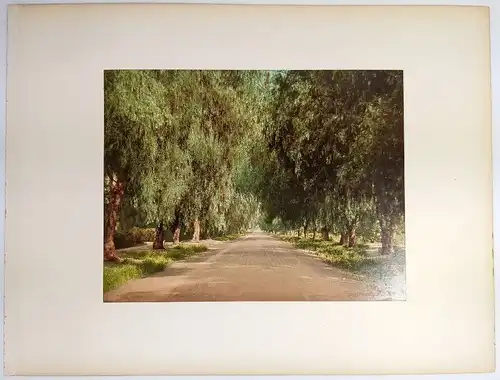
151, 246, 223, 278
243, 235, 276, 242
149, 266, 192, 278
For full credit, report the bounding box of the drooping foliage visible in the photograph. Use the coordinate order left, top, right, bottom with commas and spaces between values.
104, 70, 268, 259
259, 70, 404, 253
103, 69, 404, 260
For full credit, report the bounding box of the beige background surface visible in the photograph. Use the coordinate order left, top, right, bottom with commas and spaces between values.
3, 4, 494, 375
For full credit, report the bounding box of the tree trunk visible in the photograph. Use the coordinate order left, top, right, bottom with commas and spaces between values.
191, 218, 200, 242
297, 228, 301, 237
347, 226, 356, 248
103, 175, 125, 262
312, 229, 316, 240
379, 218, 395, 255
321, 226, 329, 241
173, 226, 181, 245
153, 221, 165, 249
374, 177, 399, 255
339, 232, 348, 245
171, 208, 182, 245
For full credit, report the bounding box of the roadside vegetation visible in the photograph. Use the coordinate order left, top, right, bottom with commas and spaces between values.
280, 234, 376, 271
277, 230, 405, 287
103, 243, 208, 292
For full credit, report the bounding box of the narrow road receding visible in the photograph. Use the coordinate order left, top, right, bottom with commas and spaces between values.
104, 232, 385, 302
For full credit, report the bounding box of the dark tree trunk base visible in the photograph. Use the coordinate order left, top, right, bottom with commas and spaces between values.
104, 250, 122, 262
348, 237, 356, 248
173, 226, 181, 245
153, 242, 165, 250
153, 222, 165, 250
321, 227, 330, 241
379, 216, 395, 256
192, 219, 201, 242
380, 229, 394, 255
339, 232, 347, 245
347, 228, 356, 247
103, 174, 125, 261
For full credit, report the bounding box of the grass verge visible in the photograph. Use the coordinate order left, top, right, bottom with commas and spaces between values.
103, 243, 208, 293
279, 234, 406, 298
279, 235, 377, 272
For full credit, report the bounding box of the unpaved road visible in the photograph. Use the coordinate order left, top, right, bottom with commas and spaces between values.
104, 232, 389, 302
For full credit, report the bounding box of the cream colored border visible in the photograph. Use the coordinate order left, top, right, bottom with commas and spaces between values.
4, 4, 494, 375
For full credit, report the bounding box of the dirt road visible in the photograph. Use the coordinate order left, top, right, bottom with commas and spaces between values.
104, 232, 389, 302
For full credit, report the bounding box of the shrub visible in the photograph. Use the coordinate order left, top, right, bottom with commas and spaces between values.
129, 227, 156, 243
320, 250, 376, 271
140, 255, 171, 274
113, 227, 157, 249
114, 231, 136, 249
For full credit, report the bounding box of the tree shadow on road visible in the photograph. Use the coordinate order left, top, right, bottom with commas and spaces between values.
149, 266, 192, 278
244, 235, 276, 242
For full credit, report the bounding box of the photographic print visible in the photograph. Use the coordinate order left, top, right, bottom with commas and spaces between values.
103, 69, 405, 302
5, 3, 494, 375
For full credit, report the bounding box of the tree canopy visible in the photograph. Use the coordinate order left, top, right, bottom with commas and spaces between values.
104, 69, 404, 261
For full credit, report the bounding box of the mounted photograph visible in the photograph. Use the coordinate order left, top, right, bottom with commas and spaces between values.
103, 69, 405, 302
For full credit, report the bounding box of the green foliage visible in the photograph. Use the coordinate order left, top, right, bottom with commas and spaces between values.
105, 70, 268, 238
103, 251, 172, 292
280, 235, 377, 271
105, 70, 169, 183
166, 244, 208, 260
113, 227, 156, 249
356, 212, 381, 243
259, 70, 404, 250
128, 227, 156, 243
103, 264, 143, 293
104, 69, 404, 260
113, 231, 136, 249
103, 244, 208, 292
